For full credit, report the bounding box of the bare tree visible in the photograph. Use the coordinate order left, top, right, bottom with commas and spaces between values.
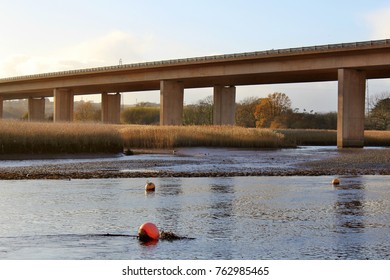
368, 92, 390, 130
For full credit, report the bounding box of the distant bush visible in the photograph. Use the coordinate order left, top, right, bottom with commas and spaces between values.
74, 101, 101, 122
235, 97, 259, 127
183, 96, 213, 125
121, 107, 160, 124
366, 96, 390, 130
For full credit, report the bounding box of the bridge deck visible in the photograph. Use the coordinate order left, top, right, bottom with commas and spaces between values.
1, 39, 390, 99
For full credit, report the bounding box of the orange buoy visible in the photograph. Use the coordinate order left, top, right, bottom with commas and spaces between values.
138, 222, 160, 241
145, 182, 156, 192
332, 178, 340, 185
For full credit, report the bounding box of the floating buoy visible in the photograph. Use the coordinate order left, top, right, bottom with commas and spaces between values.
138, 222, 160, 241
145, 182, 156, 192
332, 178, 340, 185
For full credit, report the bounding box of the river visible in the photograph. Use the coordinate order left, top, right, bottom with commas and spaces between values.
1, 175, 389, 259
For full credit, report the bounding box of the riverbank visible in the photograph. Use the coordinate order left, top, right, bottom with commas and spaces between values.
0, 147, 388, 179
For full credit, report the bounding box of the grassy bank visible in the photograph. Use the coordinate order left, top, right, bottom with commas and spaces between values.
120, 125, 291, 149
0, 120, 123, 154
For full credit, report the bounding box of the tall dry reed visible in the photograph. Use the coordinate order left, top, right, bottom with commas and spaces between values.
276, 129, 390, 146
119, 125, 292, 149
275, 129, 337, 146
1, 120, 388, 155
0, 120, 123, 154
364, 130, 390, 146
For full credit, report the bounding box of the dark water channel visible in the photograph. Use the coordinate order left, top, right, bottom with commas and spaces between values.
0, 175, 389, 259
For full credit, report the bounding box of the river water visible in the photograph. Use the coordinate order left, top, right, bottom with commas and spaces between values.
1, 175, 389, 260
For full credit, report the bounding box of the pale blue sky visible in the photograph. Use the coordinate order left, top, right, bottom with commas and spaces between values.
1, 0, 390, 111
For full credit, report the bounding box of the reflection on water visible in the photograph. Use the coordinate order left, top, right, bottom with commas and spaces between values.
0, 176, 389, 260
334, 177, 366, 232
208, 178, 236, 259
333, 177, 366, 259
156, 178, 183, 231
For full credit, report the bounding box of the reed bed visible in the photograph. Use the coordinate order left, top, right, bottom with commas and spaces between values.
364, 130, 390, 146
0, 120, 388, 155
275, 129, 337, 146
0, 120, 123, 154
276, 129, 390, 146
120, 125, 292, 150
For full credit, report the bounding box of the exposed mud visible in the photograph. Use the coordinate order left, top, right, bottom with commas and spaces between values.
0, 147, 389, 180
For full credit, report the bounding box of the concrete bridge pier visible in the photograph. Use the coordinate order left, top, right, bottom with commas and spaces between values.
102, 92, 121, 124
337, 69, 366, 148
0, 97, 3, 119
160, 80, 184, 125
54, 89, 74, 122
28, 97, 45, 121
213, 85, 236, 125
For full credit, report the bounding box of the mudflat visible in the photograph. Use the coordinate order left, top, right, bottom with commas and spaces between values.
0, 147, 389, 180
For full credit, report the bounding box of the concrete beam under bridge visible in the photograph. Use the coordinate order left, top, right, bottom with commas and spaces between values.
213, 86, 236, 125
160, 80, 184, 125
28, 97, 45, 121
101, 92, 121, 124
54, 89, 74, 122
337, 69, 366, 148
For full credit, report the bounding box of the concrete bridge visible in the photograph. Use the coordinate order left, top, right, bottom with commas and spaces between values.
1, 39, 390, 147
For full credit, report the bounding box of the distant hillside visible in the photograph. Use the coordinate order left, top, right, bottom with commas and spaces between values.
2, 99, 156, 120
2, 99, 113, 120
3, 99, 29, 119
3, 99, 54, 120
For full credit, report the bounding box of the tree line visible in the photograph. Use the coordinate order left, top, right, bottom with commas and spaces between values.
76, 92, 389, 130
237, 93, 338, 129
365, 93, 390, 130
235, 92, 388, 130
13, 92, 387, 130
119, 92, 389, 130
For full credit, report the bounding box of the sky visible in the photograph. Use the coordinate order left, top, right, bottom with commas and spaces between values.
1, 0, 390, 112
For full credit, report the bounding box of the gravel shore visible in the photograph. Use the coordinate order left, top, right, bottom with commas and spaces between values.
0, 147, 389, 180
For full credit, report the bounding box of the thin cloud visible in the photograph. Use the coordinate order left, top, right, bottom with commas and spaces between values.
0, 31, 155, 77
366, 7, 390, 39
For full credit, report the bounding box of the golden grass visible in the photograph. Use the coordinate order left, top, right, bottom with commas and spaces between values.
364, 130, 390, 146
0, 120, 123, 154
275, 129, 337, 146
119, 125, 291, 149
276, 129, 390, 146
0, 120, 388, 155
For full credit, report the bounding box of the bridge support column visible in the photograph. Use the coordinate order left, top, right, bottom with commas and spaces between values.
54, 89, 74, 122
160, 80, 184, 125
28, 97, 45, 121
213, 86, 236, 125
337, 69, 366, 148
0, 97, 3, 119
102, 92, 121, 124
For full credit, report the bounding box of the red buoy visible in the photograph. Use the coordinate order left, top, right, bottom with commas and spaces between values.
332, 178, 340, 185
145, 182, 156, 192
138, 222, 160, 241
